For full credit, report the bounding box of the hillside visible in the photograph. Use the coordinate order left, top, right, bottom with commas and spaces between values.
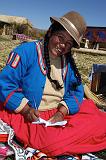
0, 14, 32, 27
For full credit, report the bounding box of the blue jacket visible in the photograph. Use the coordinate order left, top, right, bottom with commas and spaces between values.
0, 41, 84, 114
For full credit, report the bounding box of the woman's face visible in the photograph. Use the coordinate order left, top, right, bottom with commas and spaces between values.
48, 30, 74, 58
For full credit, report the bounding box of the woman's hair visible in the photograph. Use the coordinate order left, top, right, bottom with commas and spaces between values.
44, 23, 81, 90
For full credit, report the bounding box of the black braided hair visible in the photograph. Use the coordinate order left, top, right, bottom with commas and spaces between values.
67, 52, 82, 89
44, 23, 81, 90
43, 23, 63, 90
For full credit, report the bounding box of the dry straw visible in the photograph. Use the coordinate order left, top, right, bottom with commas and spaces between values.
84, 84, 106, 110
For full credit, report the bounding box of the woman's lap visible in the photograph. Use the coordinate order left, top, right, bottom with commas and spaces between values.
0, 99, 106, 156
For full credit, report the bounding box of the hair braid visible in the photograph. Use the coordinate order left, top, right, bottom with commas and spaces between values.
68, 52, 82, 89
44, 25, 63, 90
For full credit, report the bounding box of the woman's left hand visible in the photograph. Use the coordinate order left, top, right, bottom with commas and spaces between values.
48, 111, 64, 123
48, 105, 68, 123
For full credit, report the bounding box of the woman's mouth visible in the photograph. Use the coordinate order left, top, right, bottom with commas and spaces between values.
55, 47, 62, 53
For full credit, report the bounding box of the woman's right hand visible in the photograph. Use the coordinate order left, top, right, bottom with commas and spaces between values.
20, 104, 39, 122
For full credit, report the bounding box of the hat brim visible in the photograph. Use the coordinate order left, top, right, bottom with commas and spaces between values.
50, 16, 80, 46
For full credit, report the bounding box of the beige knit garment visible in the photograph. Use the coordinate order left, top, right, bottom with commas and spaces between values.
38, 55, 64, 111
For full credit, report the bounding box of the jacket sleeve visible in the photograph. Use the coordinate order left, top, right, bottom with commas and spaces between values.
0, 42, 37, 111
62, 65, 84, 115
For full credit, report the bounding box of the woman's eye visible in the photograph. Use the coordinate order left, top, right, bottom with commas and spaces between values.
66, 41, 72, 47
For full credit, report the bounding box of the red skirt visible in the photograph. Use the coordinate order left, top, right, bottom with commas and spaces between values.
0, 99, 106, 156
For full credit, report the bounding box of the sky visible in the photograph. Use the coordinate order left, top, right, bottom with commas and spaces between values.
0, 0, 106, 30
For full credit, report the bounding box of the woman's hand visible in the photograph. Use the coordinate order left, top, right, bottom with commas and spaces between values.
48, 111, 64, 123
20, 104, 39, 122
48, 105, 68, 123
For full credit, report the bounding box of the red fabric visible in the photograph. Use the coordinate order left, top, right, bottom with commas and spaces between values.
0, 134, 8, 142
0, 99, 106, 156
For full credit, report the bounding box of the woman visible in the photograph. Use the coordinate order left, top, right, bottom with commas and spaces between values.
0, 11, 106, 157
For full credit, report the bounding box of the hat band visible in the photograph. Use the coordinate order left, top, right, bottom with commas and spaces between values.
60, 17, 80, 39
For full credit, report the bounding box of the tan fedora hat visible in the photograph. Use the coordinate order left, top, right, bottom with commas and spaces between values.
50, 11, 86, 46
